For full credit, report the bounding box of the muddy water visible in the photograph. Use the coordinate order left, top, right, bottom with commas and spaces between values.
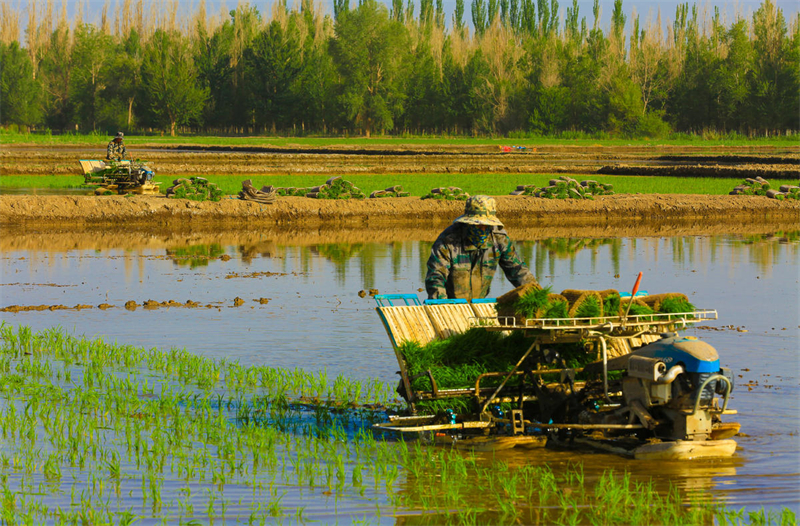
0, 227, 797, 513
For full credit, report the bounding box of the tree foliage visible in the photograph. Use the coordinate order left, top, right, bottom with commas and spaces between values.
0, 0, 797, 137
138, 30, 208, 136
0, 41, 41, 127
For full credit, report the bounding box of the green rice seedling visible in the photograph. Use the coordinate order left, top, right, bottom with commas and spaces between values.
542, 300, 569, 320
0, 324, 789, 524
626, 302, 655, 317
573, 295, 602, 318
514, 286, 552, 319
658, 297, 696, 315
603, 293, 621, 316
43, 453, 62, 481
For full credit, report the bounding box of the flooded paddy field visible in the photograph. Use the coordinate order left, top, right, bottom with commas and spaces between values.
0, 220, 797, 524
3, 142, 798, 178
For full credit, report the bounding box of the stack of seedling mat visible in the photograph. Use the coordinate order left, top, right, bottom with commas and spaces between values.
238, 179, 277, 204
509, 176, 614, 199
398, 328, 591, 414
306, 176, 366, 199
421, 187, 470, 200
369, 185, 410, 198
166, 177, 224, 202
730, 177, 800, 200
274, 177, 367, 199
494, 282, 695, 325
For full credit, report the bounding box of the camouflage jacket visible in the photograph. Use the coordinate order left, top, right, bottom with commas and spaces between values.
107, 141, 127, 161
425, 223, 536, 300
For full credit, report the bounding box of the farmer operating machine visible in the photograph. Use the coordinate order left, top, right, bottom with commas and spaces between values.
79, 159, 160, 195
374, 275, 739, 460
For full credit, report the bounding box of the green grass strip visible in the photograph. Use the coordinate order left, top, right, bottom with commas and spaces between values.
2, 130, 798, 146
4, 173, 800, 197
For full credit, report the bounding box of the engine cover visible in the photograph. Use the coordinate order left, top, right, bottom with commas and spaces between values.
627, 333, 719, 374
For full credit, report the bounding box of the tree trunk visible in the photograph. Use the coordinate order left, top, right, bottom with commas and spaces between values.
127, 98, 134, 127
170, 119, 176, 136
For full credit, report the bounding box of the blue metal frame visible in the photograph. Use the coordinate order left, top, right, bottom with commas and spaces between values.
373, 294, 422, 307
620, 291, 649, 298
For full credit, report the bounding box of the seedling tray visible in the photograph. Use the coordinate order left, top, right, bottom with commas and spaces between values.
473, 309, 718, 334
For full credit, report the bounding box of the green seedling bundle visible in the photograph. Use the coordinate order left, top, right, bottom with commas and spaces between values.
420, 186, 470, 200
275, 177, 367, 199
7, 173, 799, 198
507, 286, 695, 322
398, 328, 593, 414
305, 177, 366, 199
510, 176, 615, 199
369, 185, 410, 198
730, 177, 800, 200
165, 177, 224, 202
0, 324, 789, 525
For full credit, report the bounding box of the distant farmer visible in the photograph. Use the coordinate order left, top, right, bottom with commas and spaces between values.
425, 195, 537, 300
106, 132, 127, 161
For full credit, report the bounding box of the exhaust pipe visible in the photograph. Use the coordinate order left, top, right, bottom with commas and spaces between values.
656, 364, 684, 384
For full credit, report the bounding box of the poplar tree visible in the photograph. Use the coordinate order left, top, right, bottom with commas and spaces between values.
0, 42, 42, 127
330, 0, 408, 136
139, 29, 208, 135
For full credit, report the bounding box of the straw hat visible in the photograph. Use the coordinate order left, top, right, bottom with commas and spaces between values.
453, 195, 504, 227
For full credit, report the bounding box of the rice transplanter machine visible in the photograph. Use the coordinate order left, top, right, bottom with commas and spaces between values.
373, 286, 739, 460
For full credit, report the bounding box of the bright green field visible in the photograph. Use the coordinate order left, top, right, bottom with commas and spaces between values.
2, 173, 798, 197
2, 130, 799, 147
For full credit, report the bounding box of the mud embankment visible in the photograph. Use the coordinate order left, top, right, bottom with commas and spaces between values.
1, 194, 798, 228
3, 143, 798, 177
598, 163, 799, 179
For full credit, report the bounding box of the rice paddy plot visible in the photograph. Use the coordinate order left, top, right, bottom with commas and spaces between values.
0, 324, 791, 525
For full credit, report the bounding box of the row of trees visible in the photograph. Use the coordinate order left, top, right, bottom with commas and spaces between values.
1, 0, 798, 136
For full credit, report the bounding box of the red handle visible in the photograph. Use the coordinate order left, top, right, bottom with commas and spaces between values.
631, 272, 643, 297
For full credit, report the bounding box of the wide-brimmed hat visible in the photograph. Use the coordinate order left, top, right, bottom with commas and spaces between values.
453, 195, 504, 227
114, 132, 124, 138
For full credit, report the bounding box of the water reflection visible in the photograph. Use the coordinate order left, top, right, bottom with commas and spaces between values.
166, 243, 225, 268
217, 233, 799, 292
